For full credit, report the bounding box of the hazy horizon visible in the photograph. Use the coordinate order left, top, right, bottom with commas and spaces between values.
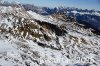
3, 0, 100, 11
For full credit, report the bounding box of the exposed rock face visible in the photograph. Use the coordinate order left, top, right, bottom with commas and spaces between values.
0, 6, 100, 66
52, 12, 75, 22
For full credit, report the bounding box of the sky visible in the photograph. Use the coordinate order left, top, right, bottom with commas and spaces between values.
4, 0, 100, 10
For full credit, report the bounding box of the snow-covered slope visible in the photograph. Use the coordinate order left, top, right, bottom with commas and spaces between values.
25, 6, 100, 32
0, 5, 100, 66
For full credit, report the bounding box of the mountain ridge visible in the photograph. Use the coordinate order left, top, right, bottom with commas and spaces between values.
0, 4, 100, 66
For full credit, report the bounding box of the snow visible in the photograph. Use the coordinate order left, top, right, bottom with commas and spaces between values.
0, 37, 24, 66
0, 6, 13, 13
0, 5, 100, 66
0, 39, 16, 53
94, 12, 100, 16
71, 10, 100, 16
27, 11, 65, 26
71, 11, 78, 14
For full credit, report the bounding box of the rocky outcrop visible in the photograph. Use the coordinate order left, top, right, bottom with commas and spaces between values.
0, 6, 100, 66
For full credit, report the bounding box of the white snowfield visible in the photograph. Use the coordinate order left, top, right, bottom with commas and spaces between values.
27, 11, 66, 27
71, 10, 100, 16
0, 6, 100, 66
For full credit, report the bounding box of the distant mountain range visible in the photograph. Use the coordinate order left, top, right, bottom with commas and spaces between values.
22, 4, 100, 34
0, 2, 100, 33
